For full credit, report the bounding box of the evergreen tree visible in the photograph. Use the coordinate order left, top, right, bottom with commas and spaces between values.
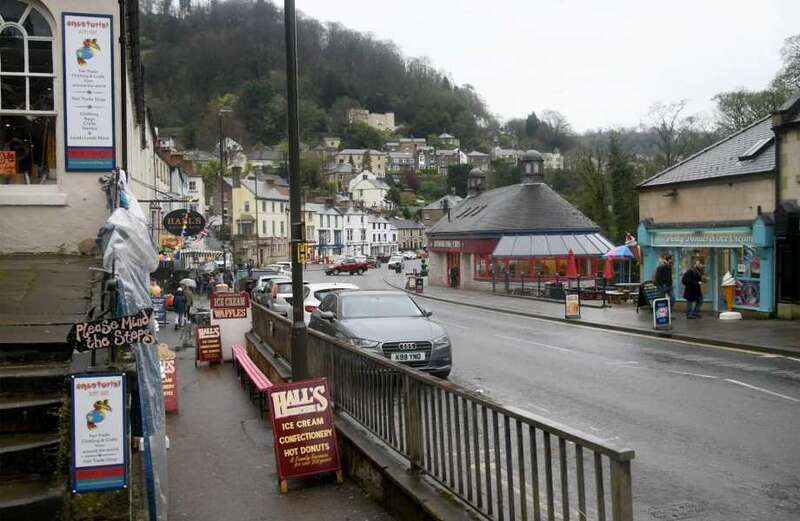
606, 133, 638, 242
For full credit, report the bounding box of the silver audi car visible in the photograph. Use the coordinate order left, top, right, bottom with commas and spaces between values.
309, 290, 452, 378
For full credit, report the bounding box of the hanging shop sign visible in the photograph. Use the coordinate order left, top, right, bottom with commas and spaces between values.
210, 291, 251, 319
71, 373, 127, 493
652, 297, 671, 330
651, 229, 753, 248
564, 292, 581, 319
68, 309, 155, 352
195, 325, 222, 365
158, 344, 178, 413
0, 150, 15, 176
163, 209, 207, 237
267, 378, 342, 493
63, 13, 115, 171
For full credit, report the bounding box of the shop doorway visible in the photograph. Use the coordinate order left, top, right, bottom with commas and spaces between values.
447, 252, 460, 288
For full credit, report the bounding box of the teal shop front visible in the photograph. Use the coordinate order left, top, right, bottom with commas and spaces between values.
637, 216, 774, 315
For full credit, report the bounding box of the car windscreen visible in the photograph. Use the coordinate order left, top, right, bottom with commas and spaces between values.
341, 294, 422, 319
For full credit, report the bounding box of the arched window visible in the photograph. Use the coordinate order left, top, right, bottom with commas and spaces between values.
0, 0, 56, 185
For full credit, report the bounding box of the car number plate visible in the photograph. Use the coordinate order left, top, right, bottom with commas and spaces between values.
390, 351, 425, 362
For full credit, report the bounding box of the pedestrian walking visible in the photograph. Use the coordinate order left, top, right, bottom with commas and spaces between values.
173, 288, 187, 329
681, 261, 705, 319
450, 266, 459, 288
183, 285, 195, 324
654, 254, 674, 308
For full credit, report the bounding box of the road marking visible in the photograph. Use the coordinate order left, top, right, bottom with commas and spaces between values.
499, 335, 572, 352
607, 360, 639, 366
787, 357, 800, 364
445, 323, 469, 330
724, 379, 800, 403
760, 354, 782, 358
666, 370, 717, 379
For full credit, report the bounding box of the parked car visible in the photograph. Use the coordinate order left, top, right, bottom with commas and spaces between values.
325, 257, 368, 276
375, 254, 391, 263
366, 256, 381, 268
309, 290, 451, 378
265, 278, 308, 317
387, 255, 404, 271
302, 283, 360, 323
402, 251, 417, 260
252, 274, 286, 301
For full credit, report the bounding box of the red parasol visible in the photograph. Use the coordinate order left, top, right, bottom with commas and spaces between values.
566, 249, 578, 278
603, 256, 615, 280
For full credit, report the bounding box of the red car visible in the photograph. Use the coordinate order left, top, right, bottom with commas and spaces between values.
325, 257, 368, 276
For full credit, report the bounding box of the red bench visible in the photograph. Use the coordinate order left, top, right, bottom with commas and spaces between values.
232, 344, 273, 417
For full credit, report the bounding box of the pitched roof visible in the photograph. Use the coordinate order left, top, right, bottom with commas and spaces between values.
427, 183, 599, 236
338, 149, 383, 155
639, 116, 775, 188
240, 178, 289, 200
468, 151, 489, 157
389, 218, 425, 229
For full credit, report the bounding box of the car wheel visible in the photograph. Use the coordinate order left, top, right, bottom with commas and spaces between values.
334, 269, 340, 275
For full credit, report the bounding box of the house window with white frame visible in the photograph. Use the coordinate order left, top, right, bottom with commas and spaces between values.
0, 1, 57, 185
189, 180, 196, 191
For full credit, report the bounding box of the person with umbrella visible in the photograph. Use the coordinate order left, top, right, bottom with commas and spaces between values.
173, 288, 187, 329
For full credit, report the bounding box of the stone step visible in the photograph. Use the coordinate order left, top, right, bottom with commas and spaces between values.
0, 363, 69, 394
0, 433, 60, 477
0, 475, 65, 520
0, 394, 63, 435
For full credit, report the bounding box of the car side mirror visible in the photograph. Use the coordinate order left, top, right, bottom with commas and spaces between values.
319, 310, 335, 321
423, 309, 433, 317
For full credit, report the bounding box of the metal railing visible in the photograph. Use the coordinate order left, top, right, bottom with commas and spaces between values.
252, 304, 634, 521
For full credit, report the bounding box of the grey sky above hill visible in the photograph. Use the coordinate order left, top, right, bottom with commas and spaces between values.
298, 0, 799, 132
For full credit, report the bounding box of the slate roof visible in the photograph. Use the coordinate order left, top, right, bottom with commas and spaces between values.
240, 179, 289, 200
389, 218, 425, 230
427, 183, 599, 237
638, 116, 775, 188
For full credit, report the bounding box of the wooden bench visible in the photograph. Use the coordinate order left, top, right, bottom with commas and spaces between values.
232, 344, 273, 417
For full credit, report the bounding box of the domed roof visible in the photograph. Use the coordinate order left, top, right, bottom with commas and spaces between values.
468, 167, 485, 177
523, 149, 544, 161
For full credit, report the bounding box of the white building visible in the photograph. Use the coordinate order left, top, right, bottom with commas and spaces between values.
348, 171, 391, 210
307, 202, 344, 261
341, 205, 369, 256
543, 149, 565, 170
367, 214, 398, 256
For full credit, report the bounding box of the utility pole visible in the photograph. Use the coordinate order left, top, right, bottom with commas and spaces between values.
218, 109, 232, 269
285, 0, 308, 380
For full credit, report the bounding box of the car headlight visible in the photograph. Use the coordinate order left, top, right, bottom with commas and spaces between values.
433, 334, 451, 351
350, 337, 380, 349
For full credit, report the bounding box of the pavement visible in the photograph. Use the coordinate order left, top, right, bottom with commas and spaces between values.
158, 304, 393, 521
304, 263, 800, 520
382, 269, 800, 356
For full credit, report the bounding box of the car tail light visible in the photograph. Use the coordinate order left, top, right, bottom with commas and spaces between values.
304, 305, 317, 313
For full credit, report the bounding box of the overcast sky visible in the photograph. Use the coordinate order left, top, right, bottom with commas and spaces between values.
297, 0, 799, 132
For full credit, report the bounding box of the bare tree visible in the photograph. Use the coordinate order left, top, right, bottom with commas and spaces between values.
772, 34, 800, 94
645, 100, 701, 169
539, 110, 573, 151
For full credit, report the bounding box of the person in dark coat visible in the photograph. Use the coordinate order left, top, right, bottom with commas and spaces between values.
173, 288, 187, 329
654, 254, 674, 308
681, 261, 705, 319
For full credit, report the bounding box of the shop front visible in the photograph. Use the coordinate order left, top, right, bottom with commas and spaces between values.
638, 216, 774, 315
428, 238, 497, 290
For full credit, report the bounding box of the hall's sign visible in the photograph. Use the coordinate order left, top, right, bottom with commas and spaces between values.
430, 239, 463, 251
651, 229, 753, 248
63, 13, 115, 171
163, 209, 206, 237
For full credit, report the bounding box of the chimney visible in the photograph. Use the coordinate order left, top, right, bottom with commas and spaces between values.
520, 150, 545, 184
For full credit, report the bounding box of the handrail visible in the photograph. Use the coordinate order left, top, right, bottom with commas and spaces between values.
251, 304, 635, 521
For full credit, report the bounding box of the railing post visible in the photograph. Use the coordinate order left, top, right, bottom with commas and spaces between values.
610, 459, 633, 521
403, 374, 424, 473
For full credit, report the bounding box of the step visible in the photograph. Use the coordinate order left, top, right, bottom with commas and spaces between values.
0, 363, 69, 394
0, 476, 65, 519
0, 434, 60, 477
0, 394, 64, 435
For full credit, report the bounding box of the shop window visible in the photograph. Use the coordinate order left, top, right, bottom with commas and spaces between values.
0, 1, 56, 185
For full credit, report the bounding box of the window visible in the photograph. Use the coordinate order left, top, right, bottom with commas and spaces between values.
280, 202, 284, 213
189, 181, 196, 191
272, 221, 275, 236
1, 1, 57, 185
272, 201, 275, 212
261, 200, 266, 212
327, 215, 331, 227
244, 201, 250, 212
319, 215, 322, 227
261, 220, 266, 234
280, 221, 284, 237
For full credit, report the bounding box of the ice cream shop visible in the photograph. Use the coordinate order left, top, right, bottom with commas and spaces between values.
637, 216, 775, 315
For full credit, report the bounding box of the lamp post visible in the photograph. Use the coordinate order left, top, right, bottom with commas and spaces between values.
218, 108, 233, 270
284, 0, 309, 380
